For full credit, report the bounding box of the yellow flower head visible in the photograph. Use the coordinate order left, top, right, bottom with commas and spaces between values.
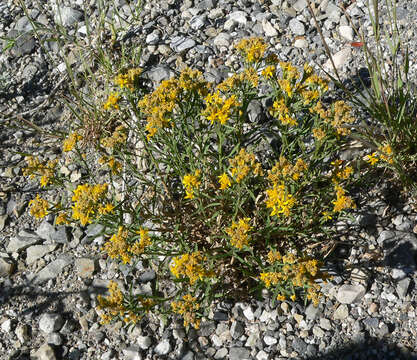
103, 92, 120, 110
235, 37, 267, 63
225, 217, 252, 250
170, 252, 211, 285
29, 194, 49, 219
63, 132, 83, 152
182, 170, 201, 199
171, 294, 201, 329
218, 172, 231, 190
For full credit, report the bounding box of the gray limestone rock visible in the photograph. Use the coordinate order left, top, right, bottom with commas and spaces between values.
54, 6, 84, 27
39, 313, 64, 334
289, 18, 305, 35
154, 339, 171, 355
336, 284, 366, 304
29, 255, 72, 283
26, 244, 57, 265
6, 235, 41, 253
229, 347, 250, 360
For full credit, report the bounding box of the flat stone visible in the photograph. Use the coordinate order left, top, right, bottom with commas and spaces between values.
190, 15, 206, 30
213, 32, 231, 47
39, 313, 64, 334
146, 65, 175, 85
289, 18, 305, 35
305, 303, 320, 320
214, 348, 228, 359
377, 230, 396, 246
294, 38, 308, 48
1, 319, 13, 333
0, 256, 15, 276
0, 214, 7, 231
137, 335, 152, 350
333, 304, 349, 320
264, 335, 277, 345
336, 284, 366, 304
312, 326, 325, 338
122, 346, 141, 360
396, 278, 410, 298
154, 339, 171, 355
293, 0, 308, 12
26, 245, 57, 265
29, 255, 72, 283
262, 19, 278, 37
10, 32, 36, 57
47, 332, 62, 346
230, 321, 244, 339
324, 48, 351, 70
32, 343, 56, 360
85, 223, 104, 237
339, 25, 354, 41
146, 30, 160, 45
229, 347, 250, 360
243, 306, 255, 321
292, 337, 307, 353
75, 258, 95, 278
256, 350, 268, 360
35, 221, 55, 241
228, 11, 247, 26
6, 235, 41, 253
319, 318, 332, 330
170, 36, 195, 53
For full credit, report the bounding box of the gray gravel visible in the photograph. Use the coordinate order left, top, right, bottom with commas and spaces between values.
2, 0, 417, 359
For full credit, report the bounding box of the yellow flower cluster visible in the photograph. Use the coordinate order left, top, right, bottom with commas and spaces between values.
170, 251, 211, 285
260, 253, 323, 305
332, 184, 356, 213
182, 169, 201, 199
265, 183, 296, 217
270, 98, 297, 126
261, 65, 276, 79
267, 157, 308, 183
29, 194, 49, 219
103, 226, 151, 264
305, 73, 329, 93
103, 92, 120, 110
329, 101, 355, 136
218, 172, 231, 190
366, 143, 394, 165
235, 37, 267, 63
71, 183, 114, 226
138, 68, 210, 140
202, 91, 240, 125
114, 68, 143, 90
97, 281, 153, 324
171, 294, 201, 329
217, 67, 259, 92
312, 127, 326, 141
100, 125, 127, 149
138, 78, 179, 140
55, 212, 70, 225
99, 155, 123, 175
280, 61, 300, 82
331, 160, 353, 183
63, 132, 83, 152
23, 156, 58, 188
229, 148, 263, 183
225, 217, 252, 249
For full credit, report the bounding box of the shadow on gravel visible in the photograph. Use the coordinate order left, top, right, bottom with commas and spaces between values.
307, 337, 417, 360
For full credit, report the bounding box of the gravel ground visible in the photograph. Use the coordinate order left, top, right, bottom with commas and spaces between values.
1, 0, 417, 359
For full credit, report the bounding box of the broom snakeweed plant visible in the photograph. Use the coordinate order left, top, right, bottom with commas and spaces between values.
25, 37, 361, 330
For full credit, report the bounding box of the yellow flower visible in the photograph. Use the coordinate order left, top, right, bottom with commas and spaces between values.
103, 93, 120, 110
56, 212, 70, 225
71, 183, 109, 226
218, 172, 231, 190
378, 143, 394, 164
261, 65, 276, 79
270, 98, 297, 126
114, 68, 142, 90
29, 194, 49, 219
225, 217, 252, 250
23, 157, 58, 187
170, 252, 211, 285
202, 91, 240, 125
229, 148, 263, 183
171, 294, 201, 329
235, 37, 267, 63
332, 185, 356, 212
265, 183, 296, 217
100, 125, 127, 150
63, 132, 83, 152
365, 152, 379, 165
182, 170, 201, 199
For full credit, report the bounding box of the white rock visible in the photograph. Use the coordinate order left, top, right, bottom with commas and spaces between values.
1, 319, 13, 333
213, 33, 231, 47
39, 314, 64, 334
122, 346, 141, 360
289, 18, 305, 35
243, 306, 254, 321
333, 304, 349, 320
26, 245, 57, 265
263, 335, 277, 345
228, 11, 247, 26
256, 350, 269, 360
262, 19, 278, 37
294, 38, 308, 48
336, 284, 366, 304
324, 47, 352, 70
154, 339, 171, 355
31, 343, 56, 360
339, 25, 354, 41
15, 324, 30, 343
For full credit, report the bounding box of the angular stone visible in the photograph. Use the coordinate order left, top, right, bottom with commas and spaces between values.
214, 348, 227, 359
336, 284, 366, 304
122, 346, 141, 360
32, 343, 56, 360
29, 255, 72, 283
319, 318, 332, 330
339, 25, 354, 41
6, 235, 41, 253
0, 256, 15, 276
262, 19, 278, 36
228, 11, 247, 26
256, 350, 268, 360
396, 277, 410, 298
85, 223, 104, 238
26, 245, 57, 265
289, 18, 305, 35
264, 335, 277, 345
305, 303, 320, 320
137, 335, 152, 350
15, 324, 30, 343
154, 339, 171, 355
47, 332, 62, 346
229, 347, 250, 360
54, 6, 83, 27
324, 48, 352, 70
292, 337, 307, 353
293, 0, 308, 12
243, 306, 254, 321
35, 220, 55, 241
333, 304, 349, 320
170, 36, 195, 53
230, 321, 244, 339
213, 32, 231, 47
312, 326, 325, 338
39, 313, 64, 334
75, 258, 95, 278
